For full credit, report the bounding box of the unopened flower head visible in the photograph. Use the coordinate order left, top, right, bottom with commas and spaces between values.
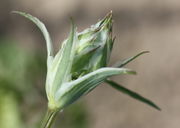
13, 11, 160, 113
72, 12, 115, 79
12, 11, 135, 111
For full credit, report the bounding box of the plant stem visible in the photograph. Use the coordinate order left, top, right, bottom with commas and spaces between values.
41, 108, 59, 128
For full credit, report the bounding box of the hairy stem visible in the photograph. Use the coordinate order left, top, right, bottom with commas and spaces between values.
41, 108, 59, 128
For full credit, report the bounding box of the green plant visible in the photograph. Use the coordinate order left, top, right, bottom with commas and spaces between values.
13, 11, 160, 128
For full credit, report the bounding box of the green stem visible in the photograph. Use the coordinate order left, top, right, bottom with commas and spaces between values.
41, 108, 59, 128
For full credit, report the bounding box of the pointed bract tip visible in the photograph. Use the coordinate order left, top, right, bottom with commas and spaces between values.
11, 11, 26, 15
11, 10, 19, 14
69, 17, 77, 31
11, 11, 16, 14
70, 17, 74, 26
106, 10, 113, 19
142, 51, 150, 54
100, 11, 113, 23
130, 70, 137, 75
110, 10, 113, 17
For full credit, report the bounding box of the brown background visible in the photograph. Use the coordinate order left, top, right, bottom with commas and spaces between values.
1, 0, 180, 128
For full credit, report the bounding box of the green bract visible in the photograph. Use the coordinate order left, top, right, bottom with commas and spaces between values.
72, 12, 114, 79
13, 11, 160, 112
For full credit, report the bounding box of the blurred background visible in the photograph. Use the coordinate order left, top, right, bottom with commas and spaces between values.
1, 0, 180, 128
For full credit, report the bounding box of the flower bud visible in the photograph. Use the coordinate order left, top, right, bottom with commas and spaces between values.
14, 11, 136, 111
71, 12, 115, 79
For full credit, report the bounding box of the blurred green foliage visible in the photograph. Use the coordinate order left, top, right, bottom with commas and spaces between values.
0, 38, 89, 128
0, 38, 46, 128
0, 89, 23, 128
